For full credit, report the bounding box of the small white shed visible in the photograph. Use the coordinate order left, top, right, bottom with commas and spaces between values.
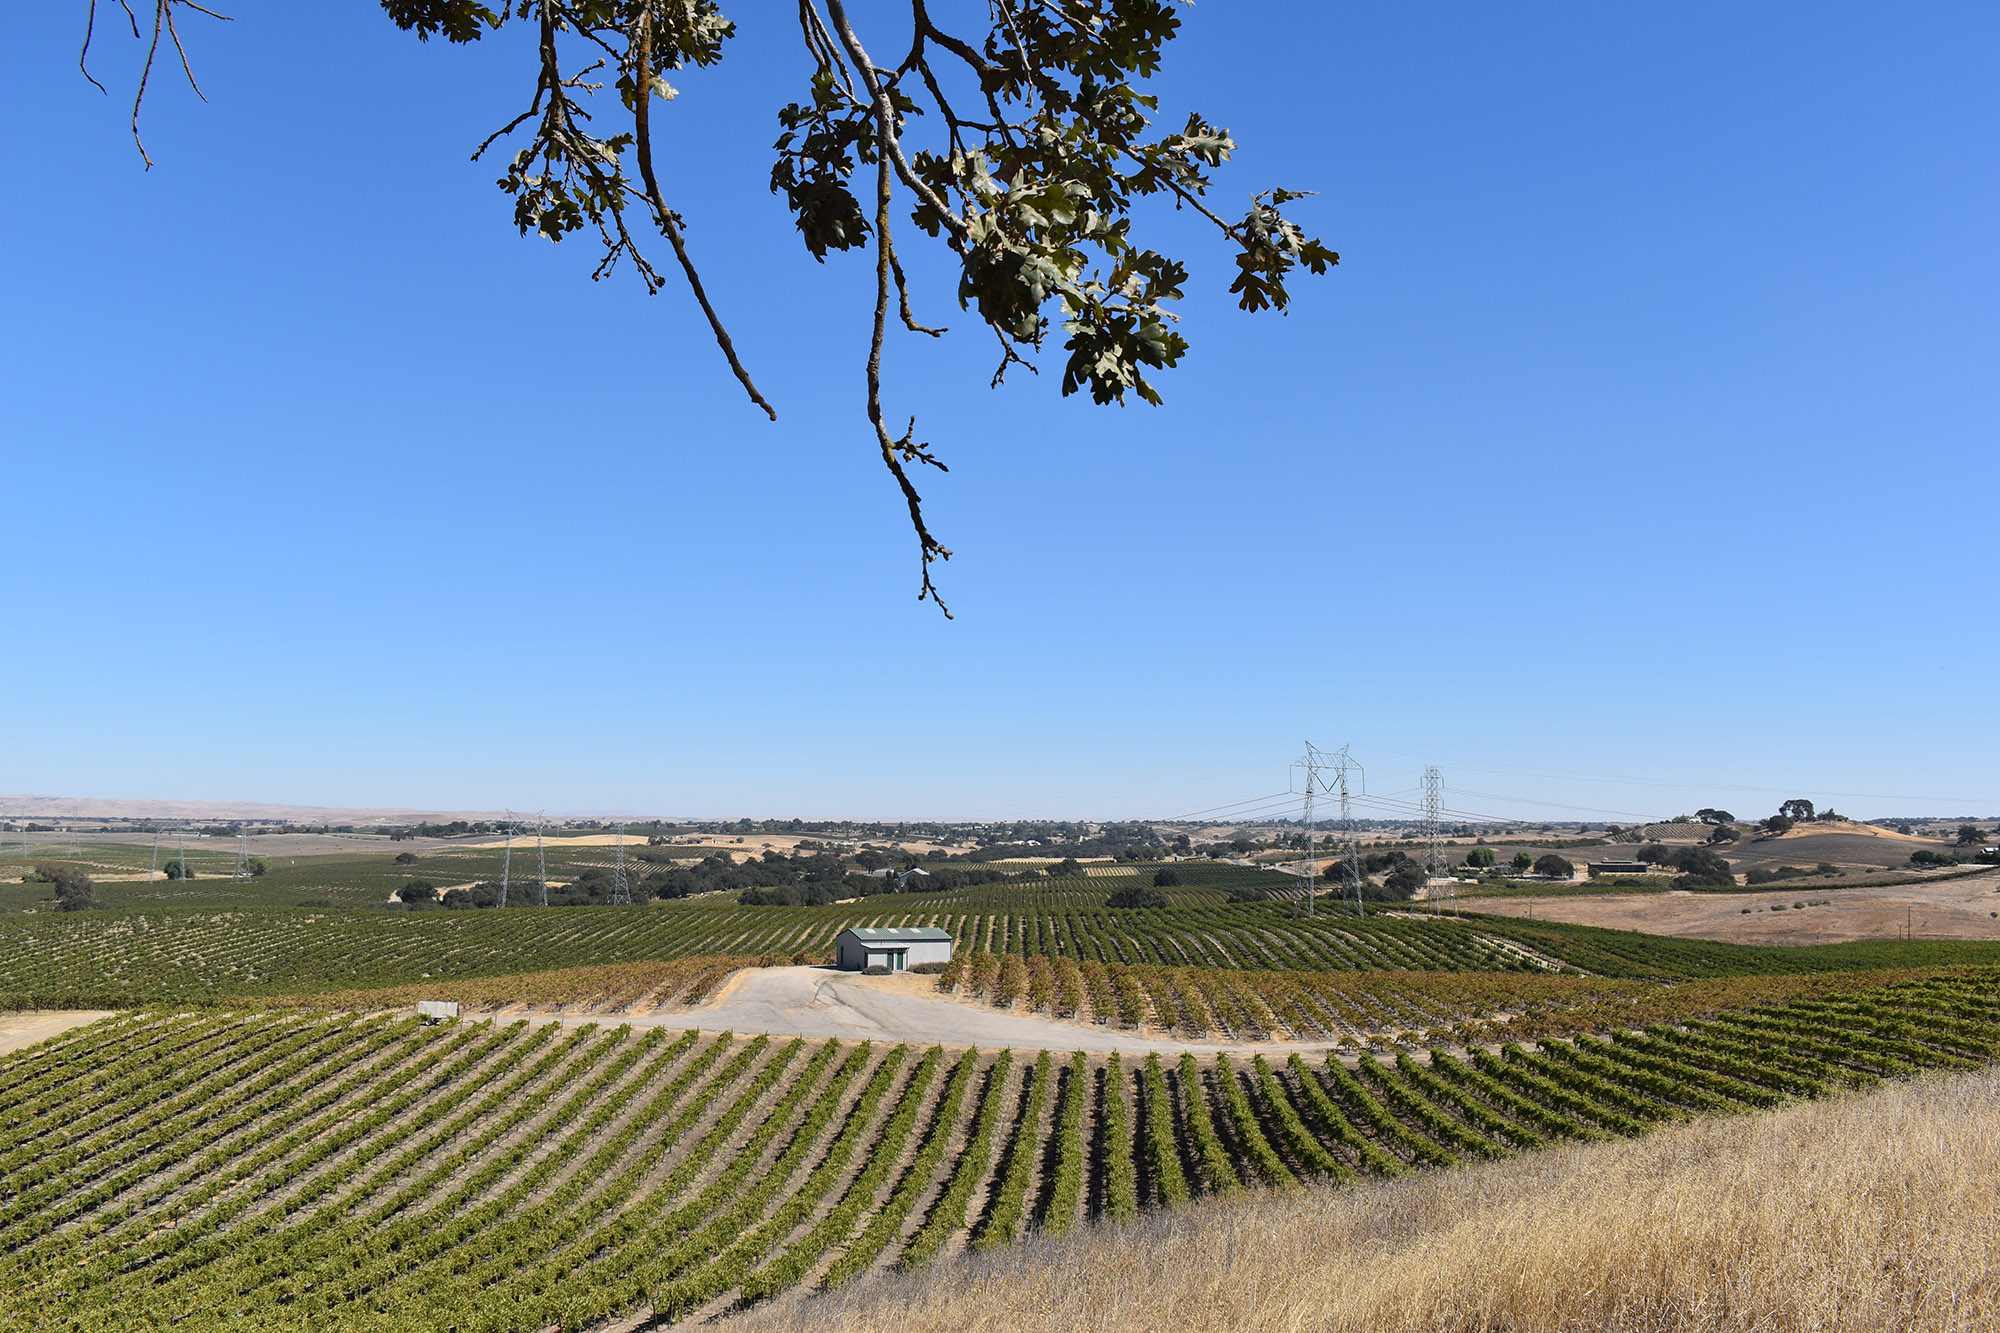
835, 926, 954, 972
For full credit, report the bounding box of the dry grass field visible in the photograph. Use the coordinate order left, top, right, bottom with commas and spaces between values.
738, 1067, 2000, 1333
1474, 867, 2000, 945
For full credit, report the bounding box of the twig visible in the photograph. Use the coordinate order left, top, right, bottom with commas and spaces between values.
633, 14, 777, 421
865, 144, 952, 615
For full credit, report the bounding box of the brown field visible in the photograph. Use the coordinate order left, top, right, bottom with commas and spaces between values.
1472, 867, 2000, 944
736, 1067, 2000, 1333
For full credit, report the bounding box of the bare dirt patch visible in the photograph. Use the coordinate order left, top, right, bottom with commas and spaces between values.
0, 1010, 116, 1056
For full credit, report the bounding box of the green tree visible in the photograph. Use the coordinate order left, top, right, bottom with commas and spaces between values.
1510, 850, 1535, 872
163, 860, 194, 881
1152, 868, 1183, 887
246, 856, 270, 877
1105, 885, 1169, 909
1383, 861, 1427, 898
1051, 857, 1084, 878
1531, 853, 1574, 879
1762, 815, 1795, 836
400, 881, 439, 904
1955, 824, 1988, 846
1463, 847, 1496, 868
51, 867, 96, 912
1779, 799, 1817, 822
91, 0, 1334, 613
1695, 807, 1735, 824
1706, 824, 1740, 844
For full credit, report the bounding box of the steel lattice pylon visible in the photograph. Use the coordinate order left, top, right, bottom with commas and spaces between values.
610, 827, 632, 905
1421, 766, 1444, 911
1293, 743, 1364, 917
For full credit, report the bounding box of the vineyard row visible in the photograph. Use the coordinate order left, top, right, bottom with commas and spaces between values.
1, 974, 1994, 1330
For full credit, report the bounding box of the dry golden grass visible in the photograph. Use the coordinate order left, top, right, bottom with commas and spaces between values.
737, 1068, 2000, 1333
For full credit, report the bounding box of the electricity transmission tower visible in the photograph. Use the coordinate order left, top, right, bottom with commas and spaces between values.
1421, 765, 1446, 913
610, 827, 632, 905
149, 830, 162, 883
66, 825, 81, 856
233, 829, 252, 882
498, 812, 515, 908
535, 815, 548, 908
1294, 743, 1364, 917
1290, 744, 1329, 918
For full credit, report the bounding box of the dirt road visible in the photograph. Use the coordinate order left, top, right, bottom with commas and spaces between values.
531, 967, 1340, 1056
1471, 869, 2000, 945
0, 1010, 115, 1057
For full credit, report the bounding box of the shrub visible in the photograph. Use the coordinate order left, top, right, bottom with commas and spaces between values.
1223, 886, 1269, 904
1153, 868, 1182, 887
1910, 849, 1956, 868
399, 881, 438, 904
393, 851, 418, 865
1105, 886, 1170, 909
862, 965, 892, 976
909, 961, 949, 974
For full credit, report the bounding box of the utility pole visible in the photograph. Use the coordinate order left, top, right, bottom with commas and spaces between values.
610, 826, 632, 906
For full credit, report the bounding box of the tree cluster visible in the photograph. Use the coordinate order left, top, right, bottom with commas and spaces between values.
29, 863, 96, 911
1636, 844, 1735, 889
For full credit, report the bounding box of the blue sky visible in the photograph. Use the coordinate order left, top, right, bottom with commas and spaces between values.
3, 3, 1994, 823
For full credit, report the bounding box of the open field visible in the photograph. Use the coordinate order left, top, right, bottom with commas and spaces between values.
2, 973, 1993, 1331
1472, 867, 2000, 944
737, 1063, 2000, 1333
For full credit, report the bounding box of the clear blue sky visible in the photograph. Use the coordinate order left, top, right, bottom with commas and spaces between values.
4, 4, 1994, 823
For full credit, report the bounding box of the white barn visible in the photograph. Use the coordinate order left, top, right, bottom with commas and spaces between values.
835, 926, 954, 973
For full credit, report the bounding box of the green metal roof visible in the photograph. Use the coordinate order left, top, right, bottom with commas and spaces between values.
839, 926, 954, 942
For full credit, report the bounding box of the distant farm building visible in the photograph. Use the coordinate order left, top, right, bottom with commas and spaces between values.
1588, 860, 1654, 875
835, 926, 953, 973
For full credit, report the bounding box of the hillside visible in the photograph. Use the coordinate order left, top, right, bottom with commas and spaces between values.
735, 1066, 2000, 1333
1, 975, 1992, 1329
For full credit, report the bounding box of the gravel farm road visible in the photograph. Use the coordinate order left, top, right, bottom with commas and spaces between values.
530, 966, 1344, 1056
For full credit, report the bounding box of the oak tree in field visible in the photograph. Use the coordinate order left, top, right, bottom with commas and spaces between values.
88, 0, 1335, 613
